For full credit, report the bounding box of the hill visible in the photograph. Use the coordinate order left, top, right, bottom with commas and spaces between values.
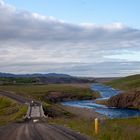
0, 72, 95, 84
0, 72, 71, 78
106, 74, 140, 91
107, 74, 140, 110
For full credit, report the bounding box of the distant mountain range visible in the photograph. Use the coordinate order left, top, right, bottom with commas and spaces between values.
0, 72, 118, 84
0, 72, 95, 84
0, 72, 71, 78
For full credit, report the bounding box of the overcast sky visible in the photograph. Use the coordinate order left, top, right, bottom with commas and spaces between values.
0, 0, 140, 77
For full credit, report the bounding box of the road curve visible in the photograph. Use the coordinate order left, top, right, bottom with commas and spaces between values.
0, 122, 92, 140
0, 91, 30, 103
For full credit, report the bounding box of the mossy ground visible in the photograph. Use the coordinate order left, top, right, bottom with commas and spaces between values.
0, 96, 27, 125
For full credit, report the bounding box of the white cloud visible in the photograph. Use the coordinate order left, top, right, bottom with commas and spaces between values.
0, 1, 140, 77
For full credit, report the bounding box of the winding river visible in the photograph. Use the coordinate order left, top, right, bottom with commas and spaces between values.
62, 83, 140, 118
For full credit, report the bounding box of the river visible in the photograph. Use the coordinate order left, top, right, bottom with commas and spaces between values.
62, 83, 140, 118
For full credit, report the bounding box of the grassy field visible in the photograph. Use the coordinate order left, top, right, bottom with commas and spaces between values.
0, 84, 99, 102
106, 74, 140, 91
0, 96, 27, 125
98, 117, 140, 140
49, 116, 140, 140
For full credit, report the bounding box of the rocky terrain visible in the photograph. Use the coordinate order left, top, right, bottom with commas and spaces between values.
108, 91, 140, 110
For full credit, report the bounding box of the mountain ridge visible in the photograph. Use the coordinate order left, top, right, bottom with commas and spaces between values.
0, 72, 71, 78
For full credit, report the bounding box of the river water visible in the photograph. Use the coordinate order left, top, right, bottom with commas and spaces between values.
62, 83, 140, 118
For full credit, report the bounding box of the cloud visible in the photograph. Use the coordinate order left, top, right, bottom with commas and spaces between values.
0, 1, 140, 77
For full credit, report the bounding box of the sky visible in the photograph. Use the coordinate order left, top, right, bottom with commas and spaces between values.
0, 0, 140, 77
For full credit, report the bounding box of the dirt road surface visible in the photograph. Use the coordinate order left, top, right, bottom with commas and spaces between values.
0, 122, 92, 140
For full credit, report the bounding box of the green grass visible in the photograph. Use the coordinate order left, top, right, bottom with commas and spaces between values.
49, 116, 140, 140
99, 117, 140, 140
0, 96, 28, 125
106, 74, 140, 91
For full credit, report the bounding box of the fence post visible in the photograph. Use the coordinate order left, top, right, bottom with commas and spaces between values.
95, 118, 99, 134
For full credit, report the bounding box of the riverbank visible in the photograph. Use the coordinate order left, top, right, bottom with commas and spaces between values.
108, 91, 140, 110
62, 105, 106, 120
48, 104, 105, 139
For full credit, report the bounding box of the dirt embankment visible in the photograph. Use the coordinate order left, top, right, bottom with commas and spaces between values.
43, 91, 100, 118
44, 91, 100, 103
108, 91, 140, 110
62, 106, 105, 120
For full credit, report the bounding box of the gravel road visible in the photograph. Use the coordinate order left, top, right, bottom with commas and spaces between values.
0, 122, 91, 140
